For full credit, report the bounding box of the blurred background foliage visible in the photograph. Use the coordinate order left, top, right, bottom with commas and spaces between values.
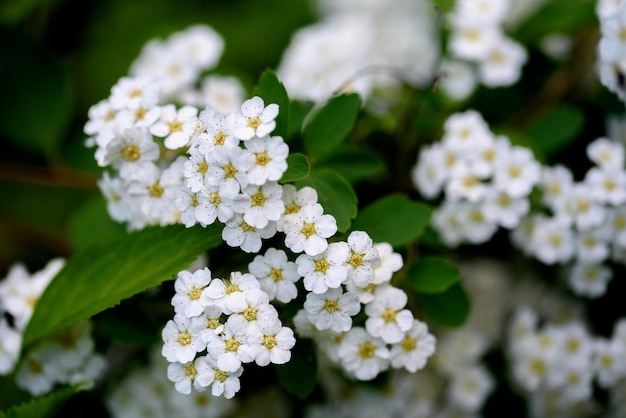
0, 0, 316, 274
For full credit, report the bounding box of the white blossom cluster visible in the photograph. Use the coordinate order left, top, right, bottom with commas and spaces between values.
506, 306, 626, 417
411, 109, 541, 247
277, 0, 439, 102
598, 0, 626, 104
0, 259, 105, 396
412, 108, 626, 300
439, 0, 528, 101
509, 136, 626, 299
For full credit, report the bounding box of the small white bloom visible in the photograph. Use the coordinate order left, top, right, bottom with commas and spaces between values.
221, 214, 277, 253
304, 287, 360, 332
338, 327, 389, 381
297, 241, 349, 294
345, 231, 381, 288
171, 268, 212, 318
365, 286, 414, 344
283, 203, 338, 256
389, 319, 436, 373
167, 356, 213, 394
150, 104, 198, 149
240, 136, 289, 185
247, 321, 296, 367
231, 182, 285, 229
161, 314, 205, 363
234, 96, 279, 140
248, 248, 300, 303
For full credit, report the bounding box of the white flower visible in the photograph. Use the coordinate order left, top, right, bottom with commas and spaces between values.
411, 144, 448, 199
202, 355, 242, 399
171, 268, 212, 318
587, 136, 625, 170
16, 345, 57, 395
0, 318, 21, 375
365, 286, 414, 344
248, 248, 300, 303
438, 59, 478, 102
442, 110, 494, 154
276, 184, 319, 232
283, 203, 338, 256
234, 96, 279, 140
445, 163, 490, 202
161, 314, 205, 363
196, 74, 245, 114
231, 182, 285, 229
247, 321, 296, 366
568, 263, 612, 298
167, 356, 213, 394
182, 144, 211, 193
345, 231, 380, 287
338, 327, 389, 381
304, 287, 360, 332
201, 272, 261, 315
594, 338, 626, 388
449, 25, 502, 61
190, 306, 224, 344
225, 288, 277, 333
221, 214, 277, 253
240, 136, 289, 185
296, 242, 349, 294
372, 243, 403, 284
150, 104, 198, 149
195, 182, 238, 226
103, 127, 160, 181
448, 365, 495, 412
530, 216, 575, 265
492, 146, 541, 199
205, 323, 253, 373
482, 190, 530, 229
389, 319, 436, 373
205, 145, 248, 193
479, 37, 527, 87
574, 228, 611, 264
109, 75, 160, 110
196, 107, 240, 151
584, 166, 626, 206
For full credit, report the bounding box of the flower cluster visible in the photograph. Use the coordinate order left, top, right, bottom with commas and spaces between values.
277, 0, 439, 102
444, 0, 528, 97
598, 0, 626, 104
0, 259, 104, 396
412, 109, 541, 246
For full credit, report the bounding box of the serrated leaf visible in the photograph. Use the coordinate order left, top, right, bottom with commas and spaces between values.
350, 194, 432, 247
23, 224, 223, 347
416, 282, 470, 328
279, 153, 310, 183
407, 256, 460, 294
303, 93, 361, 161
0, 29, 72, 154
275, 339, 318, 399
296, 168, 357, 233
252, 69, 290, 139
526, 105, 585, 158
68, 195, 127, 251
0, 384, 78, 418
319, 149, 385, 183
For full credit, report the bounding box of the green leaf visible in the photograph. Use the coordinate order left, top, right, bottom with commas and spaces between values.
275, 339, 318, 399
303, 93, 361, 161
68, 195, 127, 251
0, 29, 72, 154
407, 256, 460, 294
318, 149, 386, 183
296, 168, 358, 233
252, 69, 290, 139
23, 224, 223, 347
514, 0, 595, 43
350, 194, 432, 247
0, 384, 78, 418
287, 100, 314, 140
416, 282, 471, 328
526, 105, 585, 158
279, 153, 310, 183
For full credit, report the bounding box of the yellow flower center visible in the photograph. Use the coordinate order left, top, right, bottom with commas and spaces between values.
224, 163, 237, 178
402, 337, 416, 351
185, 364, 197, 379
243, 307, 257, 321
149, 183, 164, 198
225, 337, 240, 352
248, 116, 261, 129
382, 308, 397, 323
348, 251, 364, 269
215, 370, 228, 382
168, 120, 183, 132
301, 223, 316, 238
178, 331, 192, 346
263, 335, 277, 350
285, 202, 300, 214
315, 258, 330, 274
215, 132, 226, 145
198, 161, 208, 174
359, 341, 376, 358
121, 145, 141, 162
324, 300, 339, 312
255, 151, 270, 166
251, 191, 266, 207
189, 287, 202, 301
270, 268, 283, 282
